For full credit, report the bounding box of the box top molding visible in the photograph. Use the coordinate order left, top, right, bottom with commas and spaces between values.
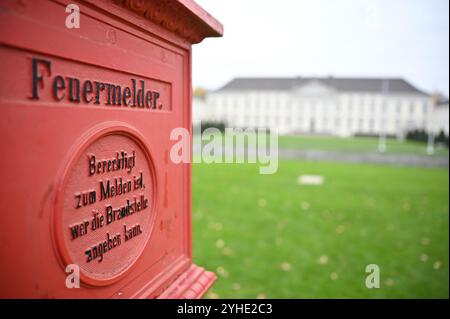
115, 0, 223, 44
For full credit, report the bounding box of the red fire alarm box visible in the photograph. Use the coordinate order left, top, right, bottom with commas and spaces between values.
0, 0, 223, 298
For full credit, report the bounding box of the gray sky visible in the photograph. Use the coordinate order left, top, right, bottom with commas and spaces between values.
193, 0, 449, 96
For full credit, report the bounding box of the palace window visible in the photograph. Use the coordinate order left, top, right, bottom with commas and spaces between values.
335, 118, 341, 128
358, 118, 364, 130
409, 102, 415, 115
422, 102, 428, 114
369, 119, 375, 132
396, 101, 402, 114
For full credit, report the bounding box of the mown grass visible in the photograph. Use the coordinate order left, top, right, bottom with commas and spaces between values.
192, 160, 449, 298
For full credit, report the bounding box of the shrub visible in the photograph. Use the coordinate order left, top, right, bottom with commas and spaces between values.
435, 130, 449, 147
200, 121, 226, 133
406, 129, 428, 143
406, 129, 449, 148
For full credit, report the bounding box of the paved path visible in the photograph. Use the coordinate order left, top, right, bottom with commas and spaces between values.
193, 145, 449, 168
278, 149, 449, 168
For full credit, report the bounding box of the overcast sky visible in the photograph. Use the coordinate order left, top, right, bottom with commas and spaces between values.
193, 0, 449, 96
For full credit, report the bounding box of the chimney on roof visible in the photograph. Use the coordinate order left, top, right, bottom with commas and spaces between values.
431, 91, 441, 106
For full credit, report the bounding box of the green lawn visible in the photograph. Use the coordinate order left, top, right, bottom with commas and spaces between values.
192, 160, 449, 298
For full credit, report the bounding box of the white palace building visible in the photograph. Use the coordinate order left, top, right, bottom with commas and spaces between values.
193, 77, 449, 138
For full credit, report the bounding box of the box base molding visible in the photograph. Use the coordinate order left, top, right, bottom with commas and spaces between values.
157, 264, 216, 299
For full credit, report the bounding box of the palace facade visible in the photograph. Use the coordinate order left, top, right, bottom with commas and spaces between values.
194, 77, 448, 137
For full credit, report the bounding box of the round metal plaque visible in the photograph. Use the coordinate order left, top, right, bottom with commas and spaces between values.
54, 125, 156, 286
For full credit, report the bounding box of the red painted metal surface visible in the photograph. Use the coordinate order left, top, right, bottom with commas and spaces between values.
0, 0, 222, 298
